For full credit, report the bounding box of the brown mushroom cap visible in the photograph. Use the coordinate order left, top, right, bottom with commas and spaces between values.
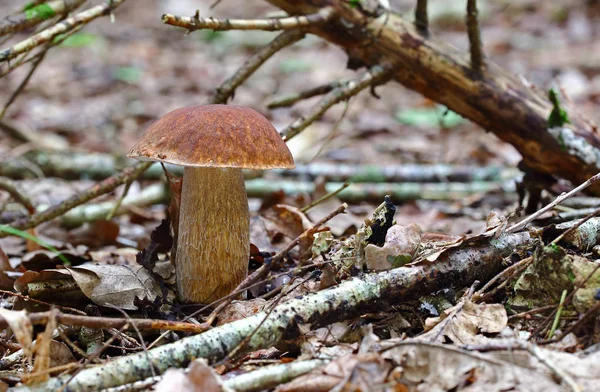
127, 105, 295, 170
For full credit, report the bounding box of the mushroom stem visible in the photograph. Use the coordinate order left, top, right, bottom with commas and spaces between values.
176, 166, 249, 303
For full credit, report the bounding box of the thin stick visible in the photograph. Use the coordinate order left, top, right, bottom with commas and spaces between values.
0, 0, 127, 62
415, 0, 428, 34
551, 204, 600, 245
0, 45, 47, 119
162, 6, 336, 32
466, 0, 484, 76
0, 161, 152, 237
206, 203, 348, 326
507, 172, 600, 233
546, 289, 567, 339
212, 29, 304, 104
301, 182, 349, 213
267, 80, 345, 109
282, 64, 394, 141
0, 178, 35, 214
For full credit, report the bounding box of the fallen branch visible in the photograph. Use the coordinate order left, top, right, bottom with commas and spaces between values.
0, 178, 34, 214
0, 152, 517, 183
257, 0, 600, 194
12, 231, 534, 391
162, 6, 336, 32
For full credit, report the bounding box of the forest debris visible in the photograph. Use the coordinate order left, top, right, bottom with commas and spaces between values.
0, 309, 33, 363
364, 223, 422, 270
66, 264, 168, 311
154, 359, 228, 392
420, 299, 507, 344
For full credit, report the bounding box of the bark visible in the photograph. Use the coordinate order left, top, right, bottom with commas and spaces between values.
265, 0, 600, 194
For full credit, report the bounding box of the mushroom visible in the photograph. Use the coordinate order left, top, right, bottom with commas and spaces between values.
127, 105, 295, 303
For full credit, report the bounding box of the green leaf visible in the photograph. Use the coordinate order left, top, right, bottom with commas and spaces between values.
387, 254, 413, 268
547, 88, 570, 128
349, 0, 361, 8
0, 225, 70, 266
395, 106, 465, 128
56, 32, 99, 48
25, 4, 55, 20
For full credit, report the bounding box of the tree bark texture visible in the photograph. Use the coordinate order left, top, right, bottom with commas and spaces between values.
267, 0, 600, 194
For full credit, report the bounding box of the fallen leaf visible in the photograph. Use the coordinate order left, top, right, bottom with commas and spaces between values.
365, 224, 422, 271
0, 309, 33, 364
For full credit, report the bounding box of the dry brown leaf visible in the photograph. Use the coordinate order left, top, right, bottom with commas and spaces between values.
154, 359, 225, 392
276, 353, 389, 392
365, 224, 422, 271
26, 311, 57, 384
67, 264, 162, 310
421, 299, 507, 345
0, 308, 33, 363
382, 343, 562, 392
216, 298, 267, 326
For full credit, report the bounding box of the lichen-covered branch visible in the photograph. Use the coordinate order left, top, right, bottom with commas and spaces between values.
11, 232, 534, 391
162, 6, 336, 32
281, 64, 394, 141
0, 0, 127, 62
212, 29, 305, 104
0, 0, 85, 37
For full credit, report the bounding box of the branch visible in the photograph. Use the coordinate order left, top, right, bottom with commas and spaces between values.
0, 0, 85, 37
267, 79, 345, 109
13, 231, 535, 391
212, 29, 305, 104
0, 0, 127, 62
281, 63, 394, 141
0, 161, 152, 238
466, 0, 484, 75
0, 178, 34, 214
162, 6, 336, 32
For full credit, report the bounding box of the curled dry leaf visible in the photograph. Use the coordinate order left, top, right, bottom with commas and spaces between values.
67, 264, 163, 310
364, 223, 422, 271
0, 308, 33, 364
154, 359, 226, 392
420, 299, 507, 345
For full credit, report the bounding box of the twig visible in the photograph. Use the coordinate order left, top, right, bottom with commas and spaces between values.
0, 0, 127, 62
301, 182, 349, 213
105, 179, 133, 221
0, 0, 86, 37
267, 79, 346, 109
466, 0, 484, 76
0, 310, 211, 334
0, 161, 152, 237
507, 305, 557, 321
281, 64, 394, 141
212, 29, 305, 104
546, 289, 567, 339
0, 177, 35, 214
415, 0, 428, 34
551, 204, 600, 245
507, 172, 600, 233
473, 256, 533, 302
430, 281, 479, 343
543, 302, 600, 345
206, 203, 348, 326
0, 43, 48, 120
162, 6, 336, 32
